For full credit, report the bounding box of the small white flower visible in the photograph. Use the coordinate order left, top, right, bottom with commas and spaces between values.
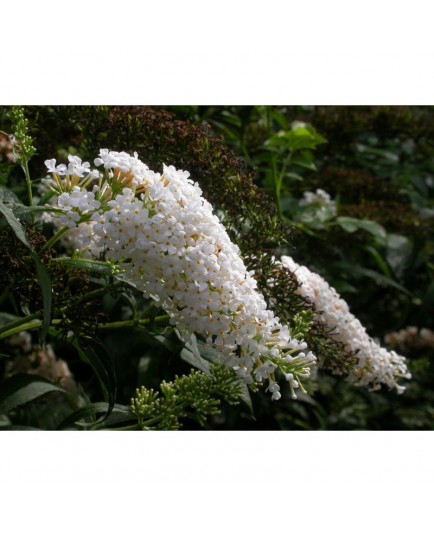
44, 159, 57, 173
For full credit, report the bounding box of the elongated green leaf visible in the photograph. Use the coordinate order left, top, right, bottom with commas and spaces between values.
155, 329, 185, 354
52, 256, 115, 275
180, 334, 211, 373
0, 185, 22, 205
333, 262, 413, 296
57, 403, 133, 430
236, 382, 254, 416
0, 199, 52, 342
354, 267, 413, 295
72, 336, 117, 418
0, 198, 32, 246
386, 234, 412, 279
11, 205, 64, 220
336, 216, 387, 242
0, 312, 20, 328
0, 185, 35, 226
0, 374, 65, 415
291, 152, 318, 171
365, 245, 392, 278
103, 406, 136, 427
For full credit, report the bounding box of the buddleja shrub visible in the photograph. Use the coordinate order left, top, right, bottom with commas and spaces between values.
0, 106, 411, 430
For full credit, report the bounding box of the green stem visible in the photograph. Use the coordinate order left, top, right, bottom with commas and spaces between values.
274, 150, 293, 220
0, 281, 126, 339
96, 315, 169, 330
0, 312, 41, 338
105, 424, 139, 431
272, 155, 281, 218
73, 282, 125, 303
139, 415, 165, 428
0, 319, 44, 340
0, 313, 169, 341
41, 225, 70, 252
22, 159, 33, 209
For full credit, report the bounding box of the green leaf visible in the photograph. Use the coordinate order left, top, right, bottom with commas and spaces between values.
285, 172, 305, 182
180, 333, 211, 374
103, 405, 136, 427
336, 216, 387, 242
385, 234, 412, 279
154, 329, 184, 354
291, 153, 318, 171
268, 109, 289, 130
365, 245, 392, 278
289, 131, 323, 150
196, 338, 223, 364
52, 256, 116, 275
334, 263, 413, 296
0, 199, 52, 342
72, 336, 117, 418
0, 312, 20, 328
10, 205, 63, 220
56, 403, 133, 430
236, 381, 254, 416
0, 374, 65, 415
0, 198, 32, 246
0, 184, 22, 205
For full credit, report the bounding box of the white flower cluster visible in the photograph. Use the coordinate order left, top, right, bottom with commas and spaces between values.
280, 255, 411, 393
299, 188, 337, 215
45, 155, 100, 179
44, 150, 317, 399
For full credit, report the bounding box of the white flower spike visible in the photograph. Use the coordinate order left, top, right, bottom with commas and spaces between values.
280, 255, 411, 393
44, 150, 317, 399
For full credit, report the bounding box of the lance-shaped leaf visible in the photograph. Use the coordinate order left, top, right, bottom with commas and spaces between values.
0, 374, 65, 415
71, 336, 117, 419
0, 198, 52, 342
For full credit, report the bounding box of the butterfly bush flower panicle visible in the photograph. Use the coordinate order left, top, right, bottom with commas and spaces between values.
44, 150, 317, 399
280, 255, 411, 393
